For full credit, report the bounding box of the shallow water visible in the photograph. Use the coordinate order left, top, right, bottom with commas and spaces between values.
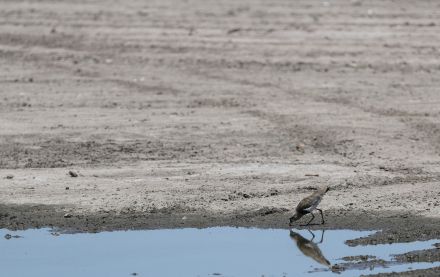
1, 228, 439, 277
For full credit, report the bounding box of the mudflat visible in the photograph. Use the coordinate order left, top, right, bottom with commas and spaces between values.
1, 0, 440, 248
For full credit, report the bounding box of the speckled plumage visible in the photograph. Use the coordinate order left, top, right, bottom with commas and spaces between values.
290, 186, 329, 226
296, 186, 328, 213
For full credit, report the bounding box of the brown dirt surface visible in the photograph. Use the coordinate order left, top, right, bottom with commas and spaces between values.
2, 1, 440, 274
1, 0, 440, 256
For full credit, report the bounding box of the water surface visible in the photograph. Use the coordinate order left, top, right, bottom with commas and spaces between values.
1, 228, 439, 277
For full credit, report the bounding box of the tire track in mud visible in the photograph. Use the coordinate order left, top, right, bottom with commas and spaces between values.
184, 64, 433, 173
183, 68, 366, 163
314, 92, 440, 159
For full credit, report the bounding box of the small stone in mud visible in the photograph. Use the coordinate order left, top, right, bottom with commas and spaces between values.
305, 173, 319, 177
5, 174, 14, 179
65, 187, 70, 190
64, 213, 73, 218
68, 171, 78, 177
266, 188, 279, 196
226, 28, 241, 34
4, 234, 12, 240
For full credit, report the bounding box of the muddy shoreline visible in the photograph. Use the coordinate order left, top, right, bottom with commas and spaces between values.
2, 203, 440, 242
3, 204, 440, 276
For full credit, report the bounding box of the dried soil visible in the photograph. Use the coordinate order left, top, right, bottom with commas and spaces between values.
1, 0, 440, 275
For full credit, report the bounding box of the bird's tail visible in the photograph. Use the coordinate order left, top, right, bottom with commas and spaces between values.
318, 185, 330, 194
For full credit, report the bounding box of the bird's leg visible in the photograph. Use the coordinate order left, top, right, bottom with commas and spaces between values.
319, 230, 325, 244
301, 213, 315, 226
307, 229, 315, 242
317, 209, 325, 224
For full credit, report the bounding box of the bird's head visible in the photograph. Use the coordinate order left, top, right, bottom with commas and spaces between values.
289, 212, 303, 225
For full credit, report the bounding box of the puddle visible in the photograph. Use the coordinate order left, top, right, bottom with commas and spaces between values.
1, 228, 439, 277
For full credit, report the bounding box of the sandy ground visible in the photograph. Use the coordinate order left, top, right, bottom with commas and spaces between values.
2, 1, 440, 275
1, 0, 440, 237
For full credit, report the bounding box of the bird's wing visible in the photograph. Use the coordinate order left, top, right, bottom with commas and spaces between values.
296, 194, 321, 212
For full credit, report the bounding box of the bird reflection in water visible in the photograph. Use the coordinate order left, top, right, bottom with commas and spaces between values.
289, 230, 331, 269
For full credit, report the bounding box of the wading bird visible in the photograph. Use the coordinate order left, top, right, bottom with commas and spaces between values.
289, 186, 329, 226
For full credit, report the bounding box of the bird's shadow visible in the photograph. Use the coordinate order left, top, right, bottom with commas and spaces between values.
299, 223, 324, 227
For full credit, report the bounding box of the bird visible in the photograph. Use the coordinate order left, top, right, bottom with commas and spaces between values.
289, 230, 331, 268
289, 186, 329, 226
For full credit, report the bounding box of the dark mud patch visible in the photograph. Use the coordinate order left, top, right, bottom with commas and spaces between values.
333, 239, 440, 276
0, 138, 215, 168
394, 248, 440, 263
347, 226, 440, 247
1, 203, 440, 239
342, 254, 376, 262
0, 133, 306, 168
363, 266, 440, 277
